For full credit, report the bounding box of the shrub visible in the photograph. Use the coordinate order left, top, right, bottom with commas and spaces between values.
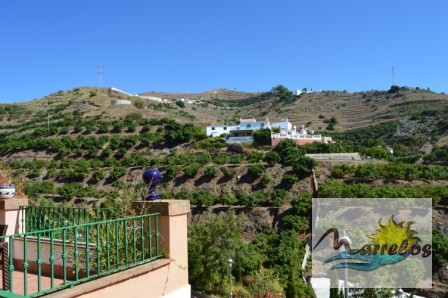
111, 166, 126, 179
90, 169, 106, 183
264, 151, 281, 165
133, 99, 145, 109
203, 167, 218, 179
192, 190, 216, 206
175, 100, 185, 108
126, 112, 143, 120
213, 155, 228, 165
165, 165, 181, 180
253, 128, 272, 146
221, 167, 236, 179
388, 85, 400, 93
259, 175, 271, 186
271, 189, 289, 206
247, 164, 265, 177
229, 154, 243, 164
281, 174, 298, 188
291, 193, 312, 216
219, 193, 237, 205
184, 165, 200, 178
282, 215, 309, 232
246, 151, 265, 163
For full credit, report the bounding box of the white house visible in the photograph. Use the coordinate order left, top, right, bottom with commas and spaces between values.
206, 118, 332, 145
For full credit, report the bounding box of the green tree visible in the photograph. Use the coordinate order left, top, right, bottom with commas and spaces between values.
264, 151, 281, 165
189, 212, 260, 295
247, 163, 265, 178
249, 267, 284, 297
253, 128, 272, 146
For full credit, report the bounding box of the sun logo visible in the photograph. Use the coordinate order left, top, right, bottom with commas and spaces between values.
368, 216, 420, 248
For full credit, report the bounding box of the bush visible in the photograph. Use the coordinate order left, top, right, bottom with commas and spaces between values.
111, 167, 126, 179
229, 154, 243, 164
175, 100, 185, 108
90, 169, 106, 183
219, 193, 237, 205
291, 156, 317, 176
133, 99, 145, 109
213, 155, 228, 164
247, 164, 265, 177
165, 165, 181, 180
253, 128, 272, 146
192, 190, 216, 206
388, 85, 400, 93
221, 167, 236, 179
282, 215, 309, 232
271, 189, 289, 206
259, 175, 271, 186
204, 167, 218, 179
246, 151, 265, 163
184, 165, 200, 178
264, 151, 281, 165
433, 229, 448, 268
281, 174, 298, 188
291, 193, 312, 216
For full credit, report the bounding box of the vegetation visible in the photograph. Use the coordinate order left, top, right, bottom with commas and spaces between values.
188, 212, 314, 297
331, 163, 448, 181
2, 86, 448, 295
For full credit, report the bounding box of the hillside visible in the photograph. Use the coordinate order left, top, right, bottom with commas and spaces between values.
1, 85, 448, 296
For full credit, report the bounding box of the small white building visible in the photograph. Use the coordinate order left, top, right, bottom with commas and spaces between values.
271, 118, 292, 132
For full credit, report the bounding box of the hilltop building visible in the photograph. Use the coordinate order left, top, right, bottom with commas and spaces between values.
206, 118, 333, 146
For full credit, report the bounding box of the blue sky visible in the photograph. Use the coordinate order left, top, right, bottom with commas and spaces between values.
1, 0, 447, 103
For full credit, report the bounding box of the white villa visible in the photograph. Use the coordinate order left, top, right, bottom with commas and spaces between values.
206, 118, 333, 146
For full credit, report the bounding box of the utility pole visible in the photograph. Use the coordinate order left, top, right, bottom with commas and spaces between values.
391, 66, 396, 86
228, 258, 233, 298
98, 65, 104, 92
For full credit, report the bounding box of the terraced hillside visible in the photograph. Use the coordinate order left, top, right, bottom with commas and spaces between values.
1, 85, 448, 297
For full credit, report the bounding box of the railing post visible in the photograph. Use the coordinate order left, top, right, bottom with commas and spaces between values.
0, 198, 29, 239
132, 200, 190, 296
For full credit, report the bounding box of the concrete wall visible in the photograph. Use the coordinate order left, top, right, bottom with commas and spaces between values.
271, 137, 332, 147
111, 99, 132, 106
305, 153, 362, 161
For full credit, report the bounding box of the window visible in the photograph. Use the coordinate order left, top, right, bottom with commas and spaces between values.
261, 123, 265, 128
246, 124, 251, 128
224, 127, 227, 130
211, 127, 215, 130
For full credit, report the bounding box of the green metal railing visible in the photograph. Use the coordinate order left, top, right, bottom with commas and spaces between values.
20, 206, 116, 236
0, 212, 162, 297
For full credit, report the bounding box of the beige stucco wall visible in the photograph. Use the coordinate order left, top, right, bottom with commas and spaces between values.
272, 137, 330, 147
72, 260, 188, 298
0, 198, 28, 242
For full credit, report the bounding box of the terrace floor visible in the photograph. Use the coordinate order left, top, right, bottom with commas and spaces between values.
0, 269, 64, 296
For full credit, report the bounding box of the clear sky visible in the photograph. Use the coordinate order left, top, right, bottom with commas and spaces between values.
1, 0, 447, 103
